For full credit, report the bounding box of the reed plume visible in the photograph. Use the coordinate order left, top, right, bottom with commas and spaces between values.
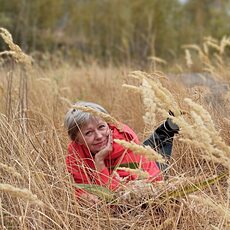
185, 49, 193, 68
0, 27, 32, 68
114, 139, 165, 163
116, 167, 149, 179
0, 183, 43, 206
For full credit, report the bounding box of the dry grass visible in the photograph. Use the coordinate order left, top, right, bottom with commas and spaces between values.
0, 29, 230, 229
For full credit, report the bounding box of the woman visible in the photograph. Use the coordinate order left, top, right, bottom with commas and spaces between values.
64, 101, 178, 202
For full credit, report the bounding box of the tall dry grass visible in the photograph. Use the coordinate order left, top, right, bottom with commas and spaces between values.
0, 28, 230, 229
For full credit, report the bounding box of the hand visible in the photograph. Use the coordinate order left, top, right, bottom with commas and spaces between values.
95, 129, 113, 160
95, 129, 113, 171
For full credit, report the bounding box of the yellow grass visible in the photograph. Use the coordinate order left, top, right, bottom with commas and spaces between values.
0, 28, 230, 229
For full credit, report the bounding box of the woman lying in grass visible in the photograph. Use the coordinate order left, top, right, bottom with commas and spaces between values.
64, 101, 179, 203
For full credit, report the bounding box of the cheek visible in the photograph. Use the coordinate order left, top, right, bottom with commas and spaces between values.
104, 126, 110, 135
76, 134, 93, 145
85, 136, 95, 145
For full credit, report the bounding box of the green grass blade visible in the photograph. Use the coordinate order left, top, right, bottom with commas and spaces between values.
162, 173, 227, 200
75, 184, 114, 201
109, 162, 139, 170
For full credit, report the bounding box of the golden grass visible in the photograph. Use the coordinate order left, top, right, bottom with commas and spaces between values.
0, 28, 229, 229
114, 139, 165, 163
0, 28, 32, 68
0, 183, 43, 206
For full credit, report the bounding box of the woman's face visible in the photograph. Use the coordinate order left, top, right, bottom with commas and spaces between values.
76, 117, 110, 154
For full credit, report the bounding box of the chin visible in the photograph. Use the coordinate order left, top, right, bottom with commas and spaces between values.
92, 145, 106, 154
97, 146, 106, 152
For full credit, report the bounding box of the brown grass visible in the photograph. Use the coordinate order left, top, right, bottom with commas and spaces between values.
0, 28, 230, 229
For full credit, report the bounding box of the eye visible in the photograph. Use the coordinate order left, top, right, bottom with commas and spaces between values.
85, 131, 92, 136
99, 124, 106, 129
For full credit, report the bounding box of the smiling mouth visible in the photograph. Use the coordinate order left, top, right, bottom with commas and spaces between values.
94, 140, 107, 147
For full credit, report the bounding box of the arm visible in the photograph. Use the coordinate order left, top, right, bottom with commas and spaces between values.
66, 151, 120, 198
93, 130, 121, 190
67, 136, 121, 196
111, 124, 163, 181
66, 151, 92, 197
66, 155, 100, 203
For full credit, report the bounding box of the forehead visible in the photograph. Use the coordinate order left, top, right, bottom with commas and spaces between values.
81, 116, 106, 129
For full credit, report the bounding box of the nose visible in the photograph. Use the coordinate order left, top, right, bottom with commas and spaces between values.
94, 130, 103, 140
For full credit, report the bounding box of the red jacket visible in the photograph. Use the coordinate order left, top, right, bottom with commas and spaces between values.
66, 124, 162, 197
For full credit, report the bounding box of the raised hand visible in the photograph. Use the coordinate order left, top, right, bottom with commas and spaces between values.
94, 129, 113, 171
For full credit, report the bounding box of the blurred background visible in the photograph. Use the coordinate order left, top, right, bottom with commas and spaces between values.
0, 0, 229, 66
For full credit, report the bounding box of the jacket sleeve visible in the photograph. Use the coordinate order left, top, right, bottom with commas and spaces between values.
66, 145, 121, 197
118, 124, 162, 180
66, 149, 92, 197
140, 157, 163, 181
66, 148, 91, 184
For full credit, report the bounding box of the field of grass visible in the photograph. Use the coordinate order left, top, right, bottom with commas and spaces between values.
0, 28, 230, 229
